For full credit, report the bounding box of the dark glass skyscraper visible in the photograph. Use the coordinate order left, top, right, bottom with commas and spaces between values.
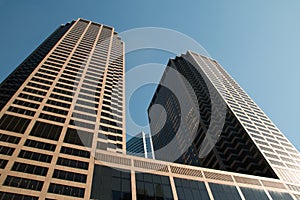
148, 51, 300, 184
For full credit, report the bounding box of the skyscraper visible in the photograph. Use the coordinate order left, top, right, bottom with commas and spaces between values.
148, 51, 300, 185
0, 18, 125, 199
127, 131, 155, 159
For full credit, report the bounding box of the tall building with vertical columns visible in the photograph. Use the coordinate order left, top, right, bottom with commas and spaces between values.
0, 18, 125, 199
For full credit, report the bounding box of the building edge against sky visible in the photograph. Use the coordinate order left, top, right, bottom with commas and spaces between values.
0, 18, 299, 199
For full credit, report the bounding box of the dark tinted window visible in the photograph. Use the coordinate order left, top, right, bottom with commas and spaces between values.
24, 139, 56, 151
29, 121, 62, 140
56, 157, 88, 170
0, 133, 20, 144
268, 190, 294, 200
53, 169, 87, 183
209, 183, 241, 200
0, 192, 38, 200
64, 128, 93, 147
0, 114, 30, 133
4, 175, 43, 191
91, 165, 132, 200
240, 187, 268, 200
136, 172, 173, 200
174, 178, 209, 200
18, 150, 52, 163
12, 162, 48, 176
48, 183, 85, 198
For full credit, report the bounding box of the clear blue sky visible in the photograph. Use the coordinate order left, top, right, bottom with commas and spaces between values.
0, 0, 299, 150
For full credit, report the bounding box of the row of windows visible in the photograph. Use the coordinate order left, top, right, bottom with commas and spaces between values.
24, 139, 56, 151
64, 127, 93, 147
4, 175, 43, 191
48, 183, 85, 198
43, 105, 68, 116
39, 113, 66, 123
0, 191, 38, 200
12, 162, 48, 176
19, 150, 52, 163
13, 99, 39, 109
29, 121, 62, 141
53, 169, 87, 183
0, 114, 30, 134
7, 106, 35, 116
0, 131, 19, 146
100, 118, 122, 128
57, 157, 89, 170
69, 119, 95, 130
60, 146, 90, 158
100, 125, 122, 134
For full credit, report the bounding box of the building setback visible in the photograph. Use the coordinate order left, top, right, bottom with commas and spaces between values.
148, 51, 300, 186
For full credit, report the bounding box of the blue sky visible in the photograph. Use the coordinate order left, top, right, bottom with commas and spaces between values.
0, 1, 299, 150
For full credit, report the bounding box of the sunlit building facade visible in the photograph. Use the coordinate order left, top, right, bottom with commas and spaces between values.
0, 18, 125, 199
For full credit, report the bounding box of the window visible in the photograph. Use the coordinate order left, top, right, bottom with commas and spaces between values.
240, 187, 268, 200
91, 165, 131, 200
0, 192, 38, 200
135, 172, 173, 200
49, 94, 72, 102
7, 106, 35, 116
42, 106, 68, 115
48, 183, 85, 198
18, 150, 52, 163
29, 121, 62, 140
24, 139, 56, 151
12, 162, 48, 176
69, 119, 95, 130
46, 99, 70, 108
56, 157, 89, 170
13, 99, 39, 109
0, 114, 30, 133
0, 159, 8, 169
23, 87, 47, 96
39, 113, 65, 123
64, 128, 93, 147
4, 175, 43, 191
209, 183, 241, 200
268, 190, 294, 200
0, 133, 20, 144
60, 146, 90, 158
53, 169, 87, 183
174, 178, 209, 200
0, 146, 15, 155
18, 93, 43, 102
